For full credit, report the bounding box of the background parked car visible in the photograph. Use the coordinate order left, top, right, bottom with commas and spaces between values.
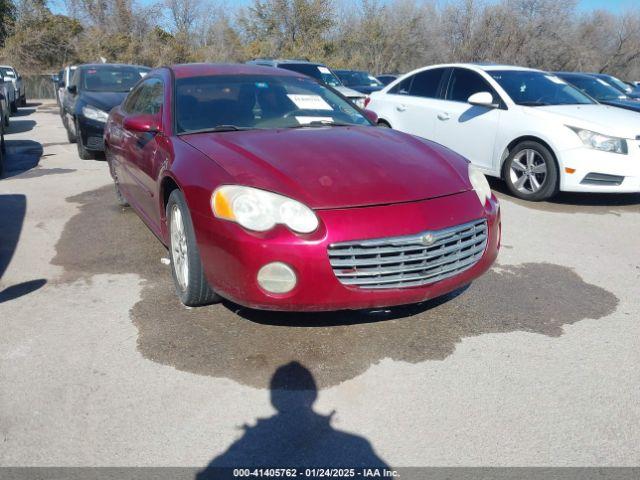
0, 65, 25, 110
376, 74, 398, 86
57, 65, 77, 115
334, 69, 384, 94
62, 63, 145, 159
588, 73, 640, 100
555, 72, 640, 114
246, 59, 367, 107
368, 63, 640, 200
0, 77, 11, 129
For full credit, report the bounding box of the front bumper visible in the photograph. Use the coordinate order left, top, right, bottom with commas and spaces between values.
193, 190, 500, 311
558, 143, 640, 193
77, 115, 106, 151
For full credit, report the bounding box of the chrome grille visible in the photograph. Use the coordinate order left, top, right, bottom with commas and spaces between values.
328, 219, 487, 289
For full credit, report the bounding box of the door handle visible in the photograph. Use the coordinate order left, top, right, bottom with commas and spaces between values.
396, 104, 407, 112
437, 112, 451, 121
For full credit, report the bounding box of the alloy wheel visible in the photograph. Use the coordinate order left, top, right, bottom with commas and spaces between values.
170, 204, 189, 291
509, 148, 548, 194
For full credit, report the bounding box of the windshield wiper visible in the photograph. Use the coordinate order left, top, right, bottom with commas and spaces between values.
518, 101, 550, 106
182, 125, 254, 134
288, 120, 354, 128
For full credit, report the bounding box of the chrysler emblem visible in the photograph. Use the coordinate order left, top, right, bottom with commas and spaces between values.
421, 233, 435, 245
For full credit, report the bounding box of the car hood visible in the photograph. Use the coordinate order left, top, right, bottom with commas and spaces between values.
80, 91, 128, 112
523, 104, 640, 138
601, 98, 640, 113
182, 126, 471, 210
335, 86, 366, 98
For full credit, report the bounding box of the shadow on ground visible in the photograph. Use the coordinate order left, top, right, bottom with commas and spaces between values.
0, 194, 46, 301
53, 186, 619, 389
1, 139, 74, 179
197, 362, 388, 478
488, 178, 640, 215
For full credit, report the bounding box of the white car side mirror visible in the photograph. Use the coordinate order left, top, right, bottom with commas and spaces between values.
468, 91, 497, 108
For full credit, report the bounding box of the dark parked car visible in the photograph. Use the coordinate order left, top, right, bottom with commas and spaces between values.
376, 74, 398, 86
245, 59, 367, 107
104, 64, 500, 310
61, 63, 149, 159
334, 69, 384, 94
588, 73, 640, 100
555, 72, 640, 114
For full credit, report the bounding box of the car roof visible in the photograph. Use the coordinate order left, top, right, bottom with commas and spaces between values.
249, 59, 324, 66
169, 63, 305, 79
409, 63, 543, 74
555, 72, 593, 78
77, 63, 146, 69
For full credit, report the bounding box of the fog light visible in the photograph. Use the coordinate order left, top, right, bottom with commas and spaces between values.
257, 262, 297, 294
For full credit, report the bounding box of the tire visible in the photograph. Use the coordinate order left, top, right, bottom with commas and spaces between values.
502, 140, 558, 201
166, 189, 221, 307
106, 149, 129, 207
20, 95, 26, 107
1, 132, 5, 155
10, 100, 16, 114
3, 112, 8, 127
65, 115, 77, 143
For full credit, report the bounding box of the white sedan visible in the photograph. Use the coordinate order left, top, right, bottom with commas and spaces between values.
367, 63, 640, 200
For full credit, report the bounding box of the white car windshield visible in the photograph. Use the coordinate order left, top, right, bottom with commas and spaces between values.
489, 70, 595, 106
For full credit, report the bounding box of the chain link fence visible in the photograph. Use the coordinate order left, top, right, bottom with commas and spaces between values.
23, 74, 57, 100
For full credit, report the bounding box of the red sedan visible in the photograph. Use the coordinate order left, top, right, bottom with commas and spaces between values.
104, 64, 500, 311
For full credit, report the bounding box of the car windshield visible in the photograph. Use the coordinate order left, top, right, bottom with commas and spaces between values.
0, 67, 15, 77
563, 76, 627, 101
278, 64, 343, 87
601, 75, 632, 93
175, 74, 370, 134
337, 71, 382, 87
80, 67, 141, 92
489, 70, 595, 106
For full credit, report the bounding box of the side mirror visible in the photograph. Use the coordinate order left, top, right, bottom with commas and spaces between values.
123, 114, 161, 133
67, 85, 77, 94
51, 75, 60, 83
468, 91, 498, 108
363, 108, 378, 124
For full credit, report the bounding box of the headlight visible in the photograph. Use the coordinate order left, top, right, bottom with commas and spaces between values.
568, 127, 627, 154
212, 185, 319, 233
82, 105, 109, 123
468, 164, 491, 205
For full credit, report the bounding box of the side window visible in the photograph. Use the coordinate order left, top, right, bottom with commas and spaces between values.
123, 84, 143, 113
447, 68, 496, 103
127, 78, 163, 115
409, 68, 447, 98
388, 76, 413, 95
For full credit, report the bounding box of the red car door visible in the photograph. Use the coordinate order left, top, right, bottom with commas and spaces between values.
118, 77, 166, 232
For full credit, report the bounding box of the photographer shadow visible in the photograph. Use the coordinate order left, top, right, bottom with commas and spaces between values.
196, 362, 388, 479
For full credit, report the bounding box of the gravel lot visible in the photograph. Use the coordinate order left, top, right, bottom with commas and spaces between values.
1, 102, 639, 467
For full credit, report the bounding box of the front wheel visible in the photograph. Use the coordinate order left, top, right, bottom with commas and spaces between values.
75, 120, 94, 160
167, 190, 221, 307
10, 100, 17, 114
503, 141, 558, 201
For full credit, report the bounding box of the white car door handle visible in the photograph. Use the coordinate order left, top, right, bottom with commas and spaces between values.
396, 104, 407, 112
437, 112, 451, 121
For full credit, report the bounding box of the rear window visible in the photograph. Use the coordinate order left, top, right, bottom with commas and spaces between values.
80, 67, 141, 92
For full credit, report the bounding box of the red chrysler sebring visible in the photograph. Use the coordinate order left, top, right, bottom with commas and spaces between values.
104, 64, 500, 311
